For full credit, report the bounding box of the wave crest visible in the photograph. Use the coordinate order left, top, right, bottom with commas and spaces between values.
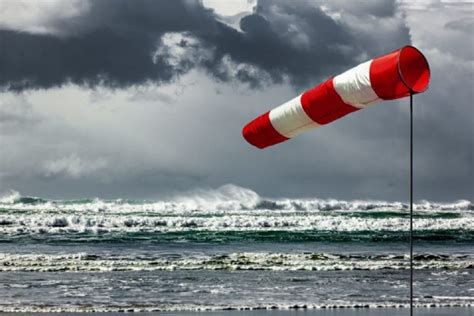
1, 252, 471, 272
0, 185, 472, 212
172, 184, 261, 210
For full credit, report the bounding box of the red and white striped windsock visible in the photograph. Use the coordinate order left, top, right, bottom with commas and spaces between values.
242, 45, 430, 149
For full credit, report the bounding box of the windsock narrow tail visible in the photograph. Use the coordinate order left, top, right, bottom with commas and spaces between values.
243, 45, 430, 149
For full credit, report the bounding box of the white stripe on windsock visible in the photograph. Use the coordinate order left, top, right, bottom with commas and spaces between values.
269, 95, 319, 138
333, 60, 380, 108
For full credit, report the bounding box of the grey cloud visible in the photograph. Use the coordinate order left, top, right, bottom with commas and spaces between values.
327, 1, 397, 18
127, 89, 176, 104
41, 154, 108, 179
445, 17, 474, 33
0, 95, 41, 134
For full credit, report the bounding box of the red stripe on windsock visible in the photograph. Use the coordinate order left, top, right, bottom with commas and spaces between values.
242, 111, 288, 149
370, 50, 407, 100
301, 79, 360, 125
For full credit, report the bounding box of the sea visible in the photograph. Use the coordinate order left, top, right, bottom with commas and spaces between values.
0, 184, 472, 313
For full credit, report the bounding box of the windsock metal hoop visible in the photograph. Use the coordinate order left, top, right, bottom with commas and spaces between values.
242, 45, 430, 149
397, 46, 431, 94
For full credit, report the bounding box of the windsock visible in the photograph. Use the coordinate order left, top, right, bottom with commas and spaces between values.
242, 45, 430, 149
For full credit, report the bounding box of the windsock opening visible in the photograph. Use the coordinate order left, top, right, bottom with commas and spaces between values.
398, 46, 430, 93
370, 45, 430, 99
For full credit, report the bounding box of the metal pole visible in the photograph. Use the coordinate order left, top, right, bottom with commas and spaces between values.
410, 92, 414, 316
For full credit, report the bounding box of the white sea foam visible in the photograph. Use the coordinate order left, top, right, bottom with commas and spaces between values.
0, 252, 471, 272
0, 212, 472, 235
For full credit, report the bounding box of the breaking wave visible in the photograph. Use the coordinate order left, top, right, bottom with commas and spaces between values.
1, 185, 472, 212
0, 252, 472, 272
1, 185, 472, 243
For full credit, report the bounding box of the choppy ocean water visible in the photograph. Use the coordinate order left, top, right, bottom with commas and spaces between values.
0, 185, 473, 312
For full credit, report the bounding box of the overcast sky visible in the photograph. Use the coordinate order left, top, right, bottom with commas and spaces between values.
0, 0, 472, 201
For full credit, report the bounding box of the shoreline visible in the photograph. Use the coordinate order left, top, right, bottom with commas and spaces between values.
1, 304, 472, 313
0, 306, 472, 316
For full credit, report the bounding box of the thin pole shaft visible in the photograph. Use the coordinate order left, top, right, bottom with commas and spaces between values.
410, 92, 414, 316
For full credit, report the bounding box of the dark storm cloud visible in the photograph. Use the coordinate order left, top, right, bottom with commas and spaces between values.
0, 1, 215, 90
0, 0, 410, 91
200, 1, 356, 87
